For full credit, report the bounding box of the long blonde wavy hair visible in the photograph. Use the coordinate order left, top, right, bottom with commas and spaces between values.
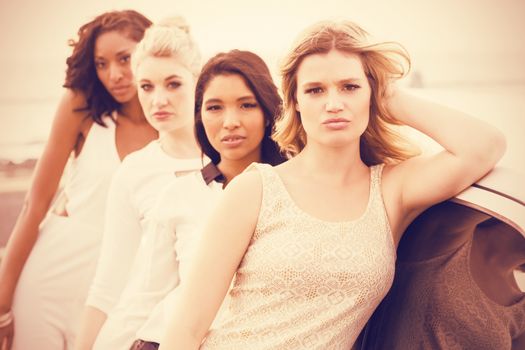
274, 20, 419, 165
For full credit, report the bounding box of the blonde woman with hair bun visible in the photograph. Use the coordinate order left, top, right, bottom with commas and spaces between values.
87, 48, 286, 350
159, 19, 506, 349
74, 16, 204, 350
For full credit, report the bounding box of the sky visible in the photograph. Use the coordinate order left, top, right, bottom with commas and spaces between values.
1, 0, 524, 100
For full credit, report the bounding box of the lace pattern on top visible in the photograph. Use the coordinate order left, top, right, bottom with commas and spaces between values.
202, 163, 395, 349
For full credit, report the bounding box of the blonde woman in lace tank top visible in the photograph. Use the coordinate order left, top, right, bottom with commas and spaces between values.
160, 20, 506, 349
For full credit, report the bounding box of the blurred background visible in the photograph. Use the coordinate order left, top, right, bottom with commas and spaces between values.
1, 0, 524, 244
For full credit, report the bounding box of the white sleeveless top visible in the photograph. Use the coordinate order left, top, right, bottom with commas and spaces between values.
62, 114, 120, 229
202, 163, 396, 349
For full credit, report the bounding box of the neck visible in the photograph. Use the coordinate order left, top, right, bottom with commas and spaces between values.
218, 154, 261, 186
159, 123, 200, 158
293, 140, 367, 184
119, 95, 146, 123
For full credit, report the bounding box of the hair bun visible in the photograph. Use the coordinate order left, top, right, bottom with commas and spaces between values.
157, 16, 190, 34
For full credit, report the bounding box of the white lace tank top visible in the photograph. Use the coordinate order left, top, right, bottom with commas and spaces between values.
202, 163, 396, 349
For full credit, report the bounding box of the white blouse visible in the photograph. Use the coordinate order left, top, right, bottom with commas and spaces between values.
93, 166, 224, 349
86, 140, 204, 315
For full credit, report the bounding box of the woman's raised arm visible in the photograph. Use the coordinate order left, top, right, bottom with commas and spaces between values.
383, 88, 506, 240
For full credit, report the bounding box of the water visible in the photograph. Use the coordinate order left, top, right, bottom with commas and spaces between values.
0, 98, 57, 163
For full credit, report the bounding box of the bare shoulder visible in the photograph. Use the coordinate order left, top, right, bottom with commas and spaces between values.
214, 168, 263, 220
381, 154, 439, 200
203, 169, 264, 242
225, 168, 263, 199
379, 156, 433, 241
58, 88, 89, 116
379, 162, 403, 199
53, 89, 92, 133
62, 88, 87, 105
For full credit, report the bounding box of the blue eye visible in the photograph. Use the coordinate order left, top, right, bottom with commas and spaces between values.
167, 81, 181, 89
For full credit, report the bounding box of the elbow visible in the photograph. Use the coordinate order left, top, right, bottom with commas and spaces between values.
21, 194, 52, 220
483, 127, 506, 168
468, 127, 507, 176
494, 128, 507, 161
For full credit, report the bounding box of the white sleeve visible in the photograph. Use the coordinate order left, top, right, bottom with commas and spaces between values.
85, 164, 143, 313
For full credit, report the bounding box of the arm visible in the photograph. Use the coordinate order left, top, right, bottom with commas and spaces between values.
0, 89, 89, 315
75, 164, 144, 349
73, 306, 107, 350
383, 88, 506, 240
159, 171, 263, 349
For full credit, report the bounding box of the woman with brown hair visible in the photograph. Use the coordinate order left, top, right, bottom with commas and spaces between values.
85, 48, 285, 350
160, 20, 506, 349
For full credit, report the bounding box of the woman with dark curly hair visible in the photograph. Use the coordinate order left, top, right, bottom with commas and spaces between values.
0, 10, 157, 350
